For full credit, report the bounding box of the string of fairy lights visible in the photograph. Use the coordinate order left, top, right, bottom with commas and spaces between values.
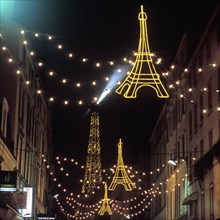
2, 30, 220, 110
40, 152, 194, 220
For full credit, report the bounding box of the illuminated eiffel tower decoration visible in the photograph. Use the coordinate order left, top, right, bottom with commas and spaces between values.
109, 139, 136, 191
98, 182, 112, 216
116, 5, 169, 98
81, 102, 102, 196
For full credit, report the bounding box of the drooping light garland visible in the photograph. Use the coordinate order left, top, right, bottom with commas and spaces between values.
2, 33, 220, 109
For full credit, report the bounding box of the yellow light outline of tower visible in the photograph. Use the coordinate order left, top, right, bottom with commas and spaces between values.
98, 182, 113, 216
116, 5, 169, 98
109, 139, 136, 191
81, 105, 102, 195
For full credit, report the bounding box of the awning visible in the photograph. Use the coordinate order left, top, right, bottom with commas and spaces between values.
0, 203, 23, 220
182, 192, 198, 205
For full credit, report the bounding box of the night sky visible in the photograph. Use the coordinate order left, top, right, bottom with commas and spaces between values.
13, 0, 201, 168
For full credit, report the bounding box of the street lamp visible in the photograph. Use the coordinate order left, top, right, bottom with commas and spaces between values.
168, 156, 185, 166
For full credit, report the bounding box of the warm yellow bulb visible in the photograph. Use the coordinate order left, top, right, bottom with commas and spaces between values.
76, 83, 81, 87
49, 97, 54, 102
30, 51, 34, 56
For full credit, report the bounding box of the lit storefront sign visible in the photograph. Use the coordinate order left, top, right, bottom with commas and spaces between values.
21, 187, 33, 217
0, 171, 17, 191
38, 214, 56, 220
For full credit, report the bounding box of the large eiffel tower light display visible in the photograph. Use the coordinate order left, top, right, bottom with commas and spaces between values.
81, 103, 102, 195
109, 139, 136, 191
98, 182, 112, 216
116, 5, 169, 98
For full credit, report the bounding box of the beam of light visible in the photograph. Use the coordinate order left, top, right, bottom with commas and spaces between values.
97, 65, 130, 104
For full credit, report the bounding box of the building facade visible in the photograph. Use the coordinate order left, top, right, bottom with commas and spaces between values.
150, 3, 220, 220
0, 1, 53, 219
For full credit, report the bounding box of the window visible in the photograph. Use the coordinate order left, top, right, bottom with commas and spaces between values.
194, 146, 197, 162
201, 192, 205, 220
194, 103, 198, 132
208, 129, 213, 149
190, 202, 197, 219
189, 110, 193, 137
199, 93, 204, 123
0, 97, 9, 138
209, 187, 214, 219
182, 134, 185, 158
181, 95, 185, 115
175, 185, 181, 217
208, 82, 213, 110
200, 139, 204, 158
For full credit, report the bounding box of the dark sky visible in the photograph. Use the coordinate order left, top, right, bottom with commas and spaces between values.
12, 0, 202, 168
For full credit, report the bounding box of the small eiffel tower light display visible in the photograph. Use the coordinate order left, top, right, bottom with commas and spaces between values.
116, 5, 169, 98
98, 182, 112, 216
109, 139, 136, 191
81, 102, 102, 195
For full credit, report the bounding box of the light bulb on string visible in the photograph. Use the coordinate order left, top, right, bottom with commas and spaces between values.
49, 97, 54, 102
